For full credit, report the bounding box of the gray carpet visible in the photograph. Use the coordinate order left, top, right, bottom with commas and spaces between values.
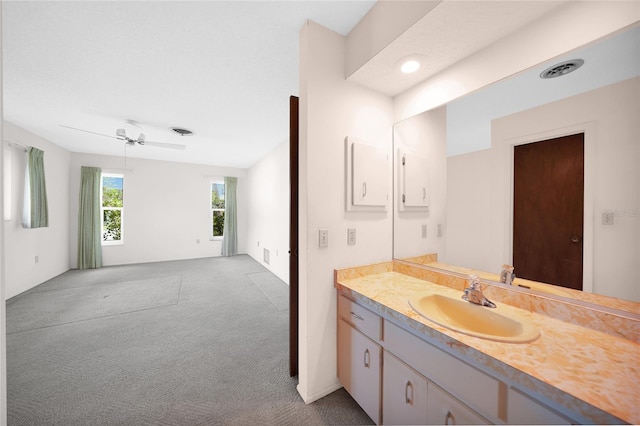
6, 255, 373, 426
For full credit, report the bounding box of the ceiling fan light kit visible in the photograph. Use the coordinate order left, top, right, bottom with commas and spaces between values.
59, 122, 186, 150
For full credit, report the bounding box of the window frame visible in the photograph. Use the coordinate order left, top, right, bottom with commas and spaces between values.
210, 180, 225, 240
101, 173, 124, 246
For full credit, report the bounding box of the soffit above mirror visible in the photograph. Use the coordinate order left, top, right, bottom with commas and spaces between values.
347, 0, 568, 97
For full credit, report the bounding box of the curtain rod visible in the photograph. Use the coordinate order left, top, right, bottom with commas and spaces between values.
4, 138, 29, 152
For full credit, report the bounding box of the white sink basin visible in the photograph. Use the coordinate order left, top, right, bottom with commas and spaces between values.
409, 293, 540, 343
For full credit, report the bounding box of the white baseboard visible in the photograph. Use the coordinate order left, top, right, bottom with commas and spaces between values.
297, 380, 343, 404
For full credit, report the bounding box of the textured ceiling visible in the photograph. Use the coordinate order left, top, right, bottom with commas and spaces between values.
2, 1, 375, 168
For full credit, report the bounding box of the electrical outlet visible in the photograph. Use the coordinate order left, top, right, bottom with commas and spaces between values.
319, 229, 329, 248
196, 239, 200, 244
602, 211, 614, 225
422, 224, 427, 239
437, 224, 442, 237
347, 228, 356, 245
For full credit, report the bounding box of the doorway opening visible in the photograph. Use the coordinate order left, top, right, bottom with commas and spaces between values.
512, 133, 584, 290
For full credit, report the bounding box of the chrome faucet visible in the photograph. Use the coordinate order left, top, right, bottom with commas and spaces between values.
462, 275, 496, 308
499, 264, 515, 286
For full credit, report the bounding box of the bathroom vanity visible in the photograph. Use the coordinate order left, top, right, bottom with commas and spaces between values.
335, 261, 639, 425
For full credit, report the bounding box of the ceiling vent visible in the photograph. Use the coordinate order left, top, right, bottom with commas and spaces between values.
170, 127, 194, 136
540, 59, 584, 79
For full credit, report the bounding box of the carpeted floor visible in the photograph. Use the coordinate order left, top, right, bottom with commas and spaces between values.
6, 255, 373, 425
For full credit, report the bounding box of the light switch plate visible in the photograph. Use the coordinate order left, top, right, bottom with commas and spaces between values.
319, 229, 329, 248
347, 228, 356, 245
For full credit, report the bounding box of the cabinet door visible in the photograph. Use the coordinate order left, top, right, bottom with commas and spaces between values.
352, 142, 388, 207
337, 318, 381, 424
383, 351, 428, 425
427, 383, 489, 425
401, 151, 429, 208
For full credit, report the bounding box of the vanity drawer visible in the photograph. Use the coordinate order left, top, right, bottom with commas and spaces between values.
507, 387, 571, 425
338, 294, 382, 341
384, 320, 502, 422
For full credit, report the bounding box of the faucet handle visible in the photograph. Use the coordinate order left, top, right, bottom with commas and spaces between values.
468, 275, 481, 289
500, 265, 516, 285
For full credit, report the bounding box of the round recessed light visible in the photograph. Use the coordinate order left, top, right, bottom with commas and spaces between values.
395, 54, 426, 75
401, 60, 421, 74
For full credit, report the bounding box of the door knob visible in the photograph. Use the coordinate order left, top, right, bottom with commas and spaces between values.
570, 235, 582, 244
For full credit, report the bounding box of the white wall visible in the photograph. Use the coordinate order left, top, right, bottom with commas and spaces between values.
69, 153, 248, 267
298, 20, 393, 403
447, 77, 639, 302
3, 122, 71, 299
393, 105, 447, 260
247, 140, 289, 283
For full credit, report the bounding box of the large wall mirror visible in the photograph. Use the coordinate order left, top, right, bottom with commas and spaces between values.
393, 25, 640, 307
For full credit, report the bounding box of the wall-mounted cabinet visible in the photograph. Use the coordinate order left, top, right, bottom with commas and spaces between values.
345, 137, 389, 211
398, 150, 429, 211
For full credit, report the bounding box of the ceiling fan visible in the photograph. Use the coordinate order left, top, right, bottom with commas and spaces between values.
59, 120, 186, 150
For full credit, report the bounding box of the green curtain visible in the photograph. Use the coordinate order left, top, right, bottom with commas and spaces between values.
77, 166, 103, 269
22, 147, 49, 228
221, 176, 238, 256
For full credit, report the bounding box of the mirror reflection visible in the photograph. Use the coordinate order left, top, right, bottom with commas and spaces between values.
393, 26, 640, 305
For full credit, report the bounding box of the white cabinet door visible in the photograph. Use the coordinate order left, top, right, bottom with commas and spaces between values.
401, 152, 429, 209
337, 318, 381, 424
352, 142, 388, 207
427, 383, 489, 425
382, 351, 428, 425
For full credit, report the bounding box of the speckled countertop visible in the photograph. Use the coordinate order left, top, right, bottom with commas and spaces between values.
335, 262, 640, 425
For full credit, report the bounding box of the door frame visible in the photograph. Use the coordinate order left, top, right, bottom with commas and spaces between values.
502, 122, 595, 293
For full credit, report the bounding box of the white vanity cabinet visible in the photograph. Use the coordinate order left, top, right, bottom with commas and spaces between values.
337, 295, 382, 424
382, 351, 428, 425
337, 292, 579, 425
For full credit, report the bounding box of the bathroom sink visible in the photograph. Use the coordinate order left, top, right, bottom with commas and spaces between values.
408, 294, 540, 343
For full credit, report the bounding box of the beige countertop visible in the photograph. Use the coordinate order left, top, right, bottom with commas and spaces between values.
335, 264, 640, 424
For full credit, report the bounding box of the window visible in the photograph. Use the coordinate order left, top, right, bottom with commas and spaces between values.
211, 181, 225, 239
102, 173, 124, 245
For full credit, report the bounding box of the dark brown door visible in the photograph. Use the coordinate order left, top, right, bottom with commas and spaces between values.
289, 96, 299, 377
513, 133, 584, 290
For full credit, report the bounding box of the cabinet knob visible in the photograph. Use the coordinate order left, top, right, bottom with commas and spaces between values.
363, 348, 370, 368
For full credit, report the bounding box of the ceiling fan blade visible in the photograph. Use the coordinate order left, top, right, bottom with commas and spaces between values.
143, 141, 186, 150
59, 124, 118, 139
